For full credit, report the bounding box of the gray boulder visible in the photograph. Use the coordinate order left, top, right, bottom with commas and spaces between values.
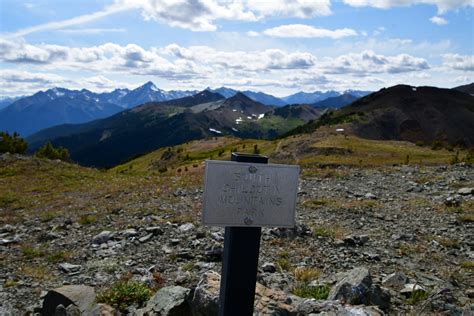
139, 286, 191, 316
42, 285, 96, 315
328, 267, 390, 311
191, 271, 301, 315
191, 271, 220, 316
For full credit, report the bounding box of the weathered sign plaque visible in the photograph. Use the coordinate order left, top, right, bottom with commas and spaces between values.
203, 160, 300, 228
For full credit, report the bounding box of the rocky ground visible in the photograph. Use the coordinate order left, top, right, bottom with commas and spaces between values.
0, 154, 473, 315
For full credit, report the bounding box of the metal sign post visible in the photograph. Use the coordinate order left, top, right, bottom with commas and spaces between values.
202, 152, 300, 316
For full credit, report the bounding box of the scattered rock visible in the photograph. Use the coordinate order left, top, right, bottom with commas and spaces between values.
262, 262, 276, 273
457, 187, 473, 195
122, 228, 139, 237
296, 299, 384, 315
365, 193, 377, 199
466, 289, 474, 299
90, 304, 116, 315
178, 223, 195, 233
382, 272, 407, 290
400, 283, 426, 297
145, 226, 164, 235
203, 248, 222, 262
343, 234, 369, 246
58, 263, 81, 274
444, 196, 461, 207
91, 231, 114, 245
139, 233, 153, 243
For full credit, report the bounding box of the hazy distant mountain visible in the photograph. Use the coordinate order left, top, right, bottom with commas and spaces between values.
211, 87, 238, 98
453, 83, 474, 95
282, 91, 340, 104
286, 85, 474, 147
242, 90, 286, 106
282, 90, 372, 105
0, 88, 123, 136
312, 93, 359, 108
209, 87, 286, 106
118, 81, 198, 108
343, 90, 372, 98
0, 96, 23, 110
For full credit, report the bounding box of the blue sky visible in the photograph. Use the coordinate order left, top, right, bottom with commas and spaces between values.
0, 0, 472, 97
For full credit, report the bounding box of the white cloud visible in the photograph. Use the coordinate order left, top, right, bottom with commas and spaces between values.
0, 69, 131, 96
452, 76, 471, 83
0, 39, 434, 79
4, 0, 334, 36
0, 69, 65, 85
245, 0, 332, 18
430, 16, 448, 25
160, 44, 318, 71
343, 0, 473, 13
323, 50, 429, 75
262, 24, 358, 39
1, 39, 455, 95
442, 54, 474, 71
246, 31, 260, 37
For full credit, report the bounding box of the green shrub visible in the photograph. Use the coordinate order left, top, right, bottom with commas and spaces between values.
35, 142, 69, 161
96, 280, 153, 311
0, 132, 27, 154
312, 226, 335, 238
158, 166, 167, 173
450, 150, 460, 165
47, 251, 71, 263
21, 246, 45, 259
78, 215, 97, 225
293, 284, 330, 300
431, 140, 444, 150
406, 290, 430, 305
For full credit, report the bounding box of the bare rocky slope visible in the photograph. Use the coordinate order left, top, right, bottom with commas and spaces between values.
0, 153, 473, 315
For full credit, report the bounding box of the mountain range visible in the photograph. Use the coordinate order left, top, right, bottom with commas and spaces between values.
0, 82, 371, 136
0, 82, 201, 136
27, 91, 324, 167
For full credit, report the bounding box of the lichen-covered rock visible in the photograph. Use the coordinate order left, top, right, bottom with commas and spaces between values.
328, 267, 390, 311
191, 271, 220, 316
191, 271, 300, 315
140, 286, 191, 316
295, 299, 384, 316
328, 267, 372, 305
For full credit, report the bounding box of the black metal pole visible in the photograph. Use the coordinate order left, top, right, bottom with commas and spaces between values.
218, 152, 268, 316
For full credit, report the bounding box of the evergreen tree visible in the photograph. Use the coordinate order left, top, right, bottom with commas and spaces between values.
0, 131, 28, 154
35, 142, 69, 161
